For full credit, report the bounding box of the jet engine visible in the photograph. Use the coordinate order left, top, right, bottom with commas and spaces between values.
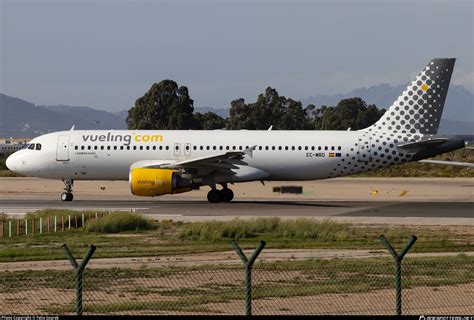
129, 168, 193, 197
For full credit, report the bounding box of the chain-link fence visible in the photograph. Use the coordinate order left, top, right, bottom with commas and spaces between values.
0, 241, 472, 315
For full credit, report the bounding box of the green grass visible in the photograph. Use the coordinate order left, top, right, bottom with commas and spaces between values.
0, 215, 472, 263
85, 211, 154, 233
179, 218, 351, 242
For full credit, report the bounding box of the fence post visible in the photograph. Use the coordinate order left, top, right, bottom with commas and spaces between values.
25, 219, 28, 236
8, 221, 11, 238
231, 240, 266, 316
39, 217, 43, 234
61, 244, 96, 316
379, 234, 417, 316
68, 215, 71, 230
32, 219, 35, 236
48, 216, 51, 232
0, 221, 3, 238
82, 214, 85, 228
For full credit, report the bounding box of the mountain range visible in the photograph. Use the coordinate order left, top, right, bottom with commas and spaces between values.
0, 82, 472, 137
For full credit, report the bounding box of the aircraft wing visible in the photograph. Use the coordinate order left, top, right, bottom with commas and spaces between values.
418, 159, 474, 168
137, 145, 257, 175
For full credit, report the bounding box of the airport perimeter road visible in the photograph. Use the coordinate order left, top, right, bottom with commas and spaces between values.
0, 198, 472, 220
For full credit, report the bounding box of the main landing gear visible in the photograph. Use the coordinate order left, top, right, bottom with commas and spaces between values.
207, 187, 234, 203
61, 179, 74, 202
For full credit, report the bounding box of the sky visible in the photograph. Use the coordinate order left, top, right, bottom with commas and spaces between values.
1, 0, 473, 112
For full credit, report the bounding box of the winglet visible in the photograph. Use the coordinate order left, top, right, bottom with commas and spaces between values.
70, 125, 75, 131
267, 125, 273, 131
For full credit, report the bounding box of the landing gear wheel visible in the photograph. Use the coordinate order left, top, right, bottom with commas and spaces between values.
207, 189, 221, 203
220, 188, 234, 202
61, 179, 74, 202
61, 192, 73, 202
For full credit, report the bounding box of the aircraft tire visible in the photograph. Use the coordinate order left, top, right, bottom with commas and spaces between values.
61, 192, 73, 202
220, 188, 234, 202
207, 189, 221, 203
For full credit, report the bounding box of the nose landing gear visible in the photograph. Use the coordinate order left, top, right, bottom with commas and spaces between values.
61, 179, 74, 202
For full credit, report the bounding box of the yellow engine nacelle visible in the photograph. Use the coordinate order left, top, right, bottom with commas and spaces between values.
129, 168, 192, 197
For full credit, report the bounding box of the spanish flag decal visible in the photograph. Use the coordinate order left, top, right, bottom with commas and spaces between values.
329, 153, 341, 157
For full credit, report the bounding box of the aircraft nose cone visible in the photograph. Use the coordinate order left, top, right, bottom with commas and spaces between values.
5, 154, 17, 172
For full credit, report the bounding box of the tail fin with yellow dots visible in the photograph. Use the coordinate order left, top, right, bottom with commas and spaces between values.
369, 58, 455, 135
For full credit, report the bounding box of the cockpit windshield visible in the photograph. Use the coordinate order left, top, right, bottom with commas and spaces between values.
19, 143, 41, 151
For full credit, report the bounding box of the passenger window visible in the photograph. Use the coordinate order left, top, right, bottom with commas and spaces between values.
153, 146, 156, 150
291, 146, 295, 151
325, 146, 328, 151
265, 146, 269, 150
120, 146, 124, 150
166, 146, 169, 150
88, 146, 91, 150
304, 146, 308, 151
127, 146, 130, 150
318, 146, 321, 151
75, 146, 78, 150
81, 146, 85, 150
146, 146, 150, 150
94, 146, 98, 150
113, 146, 117, 150
338, 146, 342, 150
200, 146, 203, 150
226, 146, 230, 150
107, 146, 111, 150
219, 146, 223, 150
331, 146, 335, 151
36, 144, 42, 150
139, 146, 143, 150
272, 146, 275, 150
206, 146, 210, 150
101, 146, 104, 150
159, 146, 163, 150
258, 146, 262, 150
213, 146, 216, 150
285, 146, 289, 150
232, 146, 236, 150
278, 146, 282, 150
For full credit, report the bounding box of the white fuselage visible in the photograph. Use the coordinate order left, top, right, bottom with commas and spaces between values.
7, 129, 400, 182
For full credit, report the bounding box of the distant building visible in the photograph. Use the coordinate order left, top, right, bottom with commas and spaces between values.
0, 138, 31, 153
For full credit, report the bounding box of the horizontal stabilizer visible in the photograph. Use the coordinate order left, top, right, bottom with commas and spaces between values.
419, 159, 474, 168
397, 138, 448, 150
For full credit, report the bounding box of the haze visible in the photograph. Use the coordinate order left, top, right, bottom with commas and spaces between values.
1, 0, 473, 111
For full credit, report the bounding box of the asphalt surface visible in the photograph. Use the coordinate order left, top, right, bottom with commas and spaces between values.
0, 199, 472, 218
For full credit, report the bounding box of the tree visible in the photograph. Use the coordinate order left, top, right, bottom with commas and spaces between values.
310, 98, 385, 130
193, 112, 226, 130
227, 87, 312, 130
126, 80, 196, 130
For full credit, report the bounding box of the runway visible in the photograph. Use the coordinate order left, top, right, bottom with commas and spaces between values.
0, 198, 472, 218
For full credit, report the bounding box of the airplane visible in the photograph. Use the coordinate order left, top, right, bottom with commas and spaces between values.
5, 58, 468, 203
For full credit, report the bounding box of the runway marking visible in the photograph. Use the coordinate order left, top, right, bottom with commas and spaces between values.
0, 207, 150, 215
